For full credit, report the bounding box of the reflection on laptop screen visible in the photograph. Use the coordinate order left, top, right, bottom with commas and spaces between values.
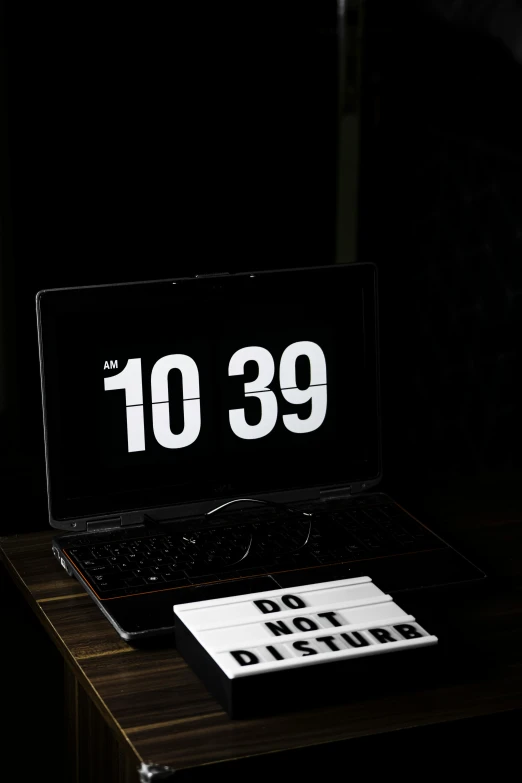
37, 265, 379, 523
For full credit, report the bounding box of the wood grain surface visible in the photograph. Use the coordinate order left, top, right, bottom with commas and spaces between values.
1, 486, 522, 777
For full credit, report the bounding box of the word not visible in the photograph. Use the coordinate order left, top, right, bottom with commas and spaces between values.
254, 594, 345, 635
104, 341, 327, 452
264, 611, 343, 635
230, 624, 425, 666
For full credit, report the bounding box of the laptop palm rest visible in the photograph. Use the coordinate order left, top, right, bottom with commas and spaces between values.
104, 576, 280, 641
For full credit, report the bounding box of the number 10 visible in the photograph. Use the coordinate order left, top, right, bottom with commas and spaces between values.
104, 342, 327, 452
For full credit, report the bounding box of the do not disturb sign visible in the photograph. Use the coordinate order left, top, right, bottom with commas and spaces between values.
174, 577, 438, 717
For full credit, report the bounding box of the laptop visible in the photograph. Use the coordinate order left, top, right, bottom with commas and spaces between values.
36, 263, 485, 641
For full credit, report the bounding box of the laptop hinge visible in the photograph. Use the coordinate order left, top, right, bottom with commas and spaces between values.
320, 482, 367, 500
86, 516, 122, 532
85, 514, 160, 533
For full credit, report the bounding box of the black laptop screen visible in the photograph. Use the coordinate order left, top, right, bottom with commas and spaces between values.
37, 265, 380, 521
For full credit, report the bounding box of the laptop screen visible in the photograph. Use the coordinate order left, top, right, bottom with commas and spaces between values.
37, 264, 380, 523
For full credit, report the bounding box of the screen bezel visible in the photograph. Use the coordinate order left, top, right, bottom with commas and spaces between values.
37, 264, 381, 529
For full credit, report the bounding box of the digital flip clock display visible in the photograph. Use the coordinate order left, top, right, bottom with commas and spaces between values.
48, 273, 374, 519
174, 577, 438, 679
104, 341, 328, 452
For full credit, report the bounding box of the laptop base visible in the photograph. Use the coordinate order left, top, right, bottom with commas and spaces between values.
53, 493, 486, 641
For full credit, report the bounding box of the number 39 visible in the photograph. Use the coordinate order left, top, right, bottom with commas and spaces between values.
228, 341, 327, 440
104, 341, 327, 452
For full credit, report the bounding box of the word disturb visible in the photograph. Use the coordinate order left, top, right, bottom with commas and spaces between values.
173, 576, 438, 680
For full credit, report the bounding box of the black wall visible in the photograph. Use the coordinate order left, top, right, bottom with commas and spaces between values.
2, 1, 521, 525
0, 3, 340, 531
360, 0, 522, 500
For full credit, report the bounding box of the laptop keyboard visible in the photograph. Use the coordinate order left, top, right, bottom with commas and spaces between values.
62, 495, 441, 598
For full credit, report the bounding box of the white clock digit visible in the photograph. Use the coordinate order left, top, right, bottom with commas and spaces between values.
106, 341, 327, 452
228, 346, 278, 440
150, 354, 201, 449
104, 358, 146, 452
279, 341, 327, 434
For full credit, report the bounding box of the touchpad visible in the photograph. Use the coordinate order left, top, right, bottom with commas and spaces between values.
181, 575, 280, 605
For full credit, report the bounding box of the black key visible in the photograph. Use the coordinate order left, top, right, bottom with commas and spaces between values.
290, 552, 317, 567
392, 530, 415, 545
327, 547, 348, 559
161, 571, 190, 584
161, 578, 191, 587
69, 547, 90, 559
309, 545, 330, 557
86, 564, 111, 574
124, 576, 147, 588
346, 510, 371, 524
379, 504, 403, 518
91, 546, 111, 558
207, 554, 227, 568
67, 538, 88, 547
145, 575, 164, 585
358, 534, 382, 549
81, 559, 97, 567
117, 561, 133, 571
90, 570, 121, 580
91, 573, 127, 590
150, 556, 171, 566
343, 531, 366, 548
106, 556, 121, 566
146, 542, 163, 553
343, 544, 366, 558
150, 565, 168, 575
365, 507, 389, 524
95, 582, 128, 593
133, 567, 153, 577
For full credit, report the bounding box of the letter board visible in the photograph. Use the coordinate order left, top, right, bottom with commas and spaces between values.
174, 577, 438, 717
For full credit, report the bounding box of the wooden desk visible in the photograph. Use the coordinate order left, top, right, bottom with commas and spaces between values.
1, 485, 522, 781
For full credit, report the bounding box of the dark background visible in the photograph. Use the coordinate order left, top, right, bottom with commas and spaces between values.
361, 0, 522, 502
1, 0, 521, 779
